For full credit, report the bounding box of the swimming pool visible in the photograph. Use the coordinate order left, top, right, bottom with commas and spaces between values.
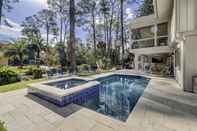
79, 75, 150, 121
28, 74, 149, 121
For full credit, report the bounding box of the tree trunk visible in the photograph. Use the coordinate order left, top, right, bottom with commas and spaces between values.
91, 8, 96, 54
60, 17, 63, 44
63, 20, 67, 44
68, 0, 76, 74
19, 53, 23, 66
120, 0, 124, 67
36, 49, 40, 67
46, 24, 49, 45
108, 2, 115, 57
0, 0, 3, 25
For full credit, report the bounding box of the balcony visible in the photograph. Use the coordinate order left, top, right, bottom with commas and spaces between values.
130, 36, 171, 55
131, 36, 168, 49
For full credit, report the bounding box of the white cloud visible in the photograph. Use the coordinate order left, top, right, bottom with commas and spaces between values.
126, 8, 134, 20
32, 0, 47, 5
0, 18, 22, 42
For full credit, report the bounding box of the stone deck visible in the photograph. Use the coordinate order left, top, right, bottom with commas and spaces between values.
0, 71, 197, 131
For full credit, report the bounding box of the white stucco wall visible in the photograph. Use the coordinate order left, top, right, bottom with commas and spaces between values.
183, 35, 197, 92
176, 0, 197, 33
170, 0, 197, 93
174, 42, 184, 89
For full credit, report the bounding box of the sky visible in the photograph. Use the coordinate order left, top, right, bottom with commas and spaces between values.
0, 0, 141, 43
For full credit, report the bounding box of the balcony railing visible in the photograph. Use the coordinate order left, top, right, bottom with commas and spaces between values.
131, 36, 168, 49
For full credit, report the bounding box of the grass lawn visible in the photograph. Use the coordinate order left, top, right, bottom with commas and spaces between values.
0, 78, 47, 93
0, 69, 115, 93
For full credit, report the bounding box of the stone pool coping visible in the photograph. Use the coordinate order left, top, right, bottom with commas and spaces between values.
28, 77, 100, 104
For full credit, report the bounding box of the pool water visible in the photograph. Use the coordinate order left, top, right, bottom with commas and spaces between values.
80, 75, 149, 122
44, 79, 87, 90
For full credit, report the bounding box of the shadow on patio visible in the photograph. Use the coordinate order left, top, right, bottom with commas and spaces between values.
26, 94, 83, 118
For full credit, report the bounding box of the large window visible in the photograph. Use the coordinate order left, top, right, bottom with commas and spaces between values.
157, 23, 168, 36
131, 23, 168, 49
131, 26, 154, 40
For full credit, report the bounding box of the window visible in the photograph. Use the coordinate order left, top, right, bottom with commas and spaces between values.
157, 23, 168, 36
131, 26, 154, 40
131, 22, 168, 49
157, 37, 168, 46
132, 39, 154, 49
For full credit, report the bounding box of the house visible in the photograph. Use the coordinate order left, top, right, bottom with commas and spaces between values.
129, 0, 197, 93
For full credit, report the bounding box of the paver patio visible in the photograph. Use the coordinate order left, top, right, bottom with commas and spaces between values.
0, 71, 197, 131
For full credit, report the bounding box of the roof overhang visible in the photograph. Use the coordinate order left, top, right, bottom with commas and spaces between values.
153, 0, 173, 20
129, 0, 173, 30
130, 46, 173, 55
129, 15, 169, 29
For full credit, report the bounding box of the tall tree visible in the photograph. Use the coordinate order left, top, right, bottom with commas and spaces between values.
108, 0, 117, 57
36, 9, 57, 46
21, 15, 41, 42
78, 0, 97, 54
47, 0, 69, 44
0, 0, 19, 24
22, 15, 45, 66
99, 0, 110, 51
68, 0, 76, 73
31, 35, 45, 67
120, 0, 124, 67
136, 0, 154, 17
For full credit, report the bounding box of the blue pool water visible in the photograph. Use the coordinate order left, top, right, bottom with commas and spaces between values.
44, 79, 87, 90
80, 75, 150, 122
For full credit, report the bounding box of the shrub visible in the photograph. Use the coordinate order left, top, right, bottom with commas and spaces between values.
26, 66, 45, 79
0, 121, 7, 131
0, 67, 20, 86
77, 64, 90, 72
32, 67, 44, 79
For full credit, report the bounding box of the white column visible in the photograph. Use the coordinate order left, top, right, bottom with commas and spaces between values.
134, 54, 139, 71
154, 24, 158, 46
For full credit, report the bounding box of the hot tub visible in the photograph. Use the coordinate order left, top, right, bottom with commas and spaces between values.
28, 77, 99, 106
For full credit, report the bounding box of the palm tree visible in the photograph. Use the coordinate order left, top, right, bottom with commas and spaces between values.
4, 38, 28, 66
29, 35, 45, 67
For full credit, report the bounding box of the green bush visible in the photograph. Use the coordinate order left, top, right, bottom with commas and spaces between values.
26, 66, 45, 79
0, 121, 7, 131
0, 67, 20, 86
32, 67, 44, 79
77, 64, 90, 72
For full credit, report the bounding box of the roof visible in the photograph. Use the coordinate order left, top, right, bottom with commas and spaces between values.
129, 0, 173, 29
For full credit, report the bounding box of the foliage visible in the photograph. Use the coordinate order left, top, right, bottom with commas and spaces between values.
0, 121, 7, 131
35, 9, 58, 45
6, 66, 29, 74
77, 64, 90, 72
26, 66, 45, 79
0, 66, 20, 86
56, 44, 67, 67
4, 38, 28, 66
136, 0, 154, 17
